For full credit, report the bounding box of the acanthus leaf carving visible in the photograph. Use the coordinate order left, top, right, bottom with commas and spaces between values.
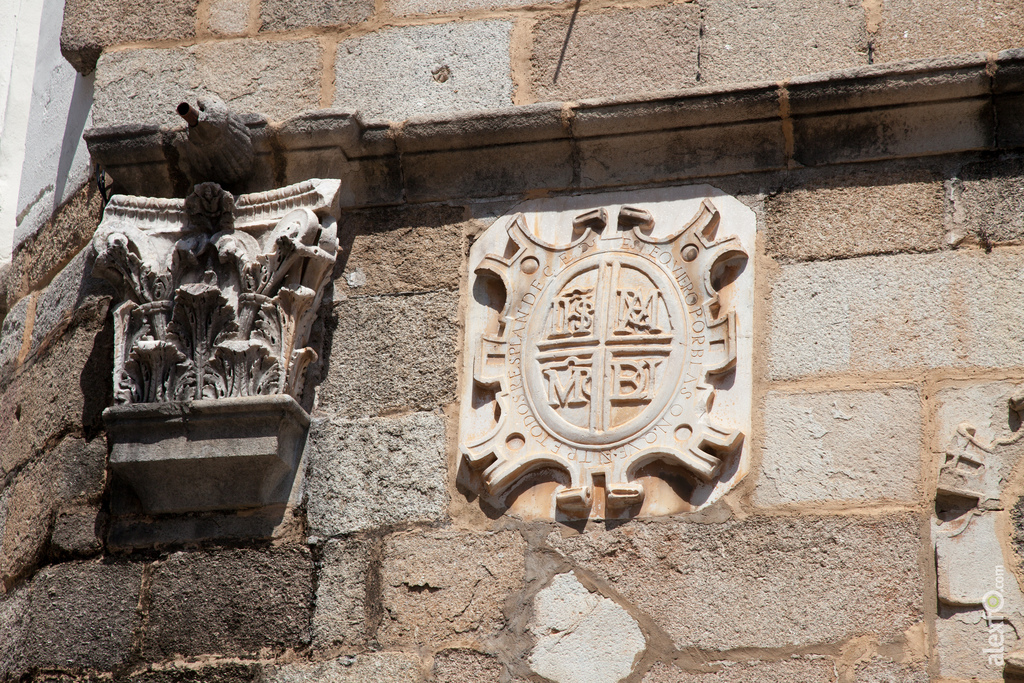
93, 179, 342, 406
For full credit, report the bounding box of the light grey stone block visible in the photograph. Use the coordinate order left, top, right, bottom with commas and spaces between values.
700, 0, 867, 86
643, 658, 835, 682
93, 40, 321, 128
261, 0, 373, 31
757, 389, 922, 505
333, 21, 513, 122
936, 605, 1017, 680
547, 514, 923, 651
306, 412, 448, 535
105, 396, 310, 514
313, 536, 377, 651
263, 653, 421, 683
768, 249, 1024, 379
391, 0, 556, 15
209, 0, 249, 34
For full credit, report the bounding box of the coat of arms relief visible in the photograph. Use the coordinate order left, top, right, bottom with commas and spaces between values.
461, 187, 754, 520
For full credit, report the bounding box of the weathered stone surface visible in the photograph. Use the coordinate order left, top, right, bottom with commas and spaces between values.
529, 573, 645, 683
4, 182, 104, 313
434, 649, 503, 683
263, 653, 421, 683
29, 250, 114, 361
530, 6, 699, 104
764, 166, 946, 261
93, 40, 321, 127
1, 437, 107, 589
852, 657, 928, 683
320, 291, 458, 417
936, 606, 1017, 680
700, 0, 866, 86
953, 156, 1024, 246
337, 204, 468, 296
0, 588, 29, 677
873, 0, 1024, 63
261, 0, 374, 31
208, 0, 249, 34
934, 513, 1022, 613
21, 562, 142, 671
124, 663, 261, 683
60, 0, 197, 73
334, 22, 513, 122
643, 658, 835, 682
768, 249, 1024, 379
0, 303, 112, 476
547, 515, 923, 651
379, 529, 526, 647
50, 505, 102, 557
144, 548, 313, 658
392, 0, 557, 14
0, 296, 29, 381
757, 389, 921, 505
313, 536, 377, 650
306, 412, 447, 536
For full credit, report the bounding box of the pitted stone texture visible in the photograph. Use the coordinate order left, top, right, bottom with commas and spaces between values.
954, 156, 1024, 246
93, 40, 321, 127
379, 530, 526, 647
0, 296, 29, 381
29, 250, 114, 360
530, 6, 699, 104
60, 0, 197, 73
1, 437, 107, 589
757, 389, 921, 505
548, 515, 923, 651
334, 21, 513, 122
313, 536, 377, 650
936, 607, 1017, 680
50, 505, 102, 557
392, 0, 558, 15
263, 653, 421, 683
0, 588, 28, 677
144, 548, 313, 658
642, 658, 835, 682
306, 412, 447, 536
873, 0, 1024, 63
529, 573, 645, 683
337, 205, 468, 296
122, 663, 261, 683
852, 657, 929, 683
208, 0, 250, 34
434, 649, 503, 683
261, 0, 374, 31
321, 291, 458, 417
700, 0, 866, 85
20, 562, 142, 671
0, 303, 111, 476
768, 249, 1024, 379
764, 166, 945, 262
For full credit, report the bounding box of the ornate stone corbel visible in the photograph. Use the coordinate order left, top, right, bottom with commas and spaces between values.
93, 178, 341, 515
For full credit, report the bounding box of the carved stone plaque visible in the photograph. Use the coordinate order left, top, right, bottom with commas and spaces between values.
461, 187, 754, 519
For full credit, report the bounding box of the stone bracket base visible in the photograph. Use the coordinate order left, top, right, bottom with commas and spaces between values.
103, 395, 310, 515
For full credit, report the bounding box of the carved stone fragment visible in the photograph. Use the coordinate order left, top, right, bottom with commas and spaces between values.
460, 186, 754, 519
92, 178, 340, 516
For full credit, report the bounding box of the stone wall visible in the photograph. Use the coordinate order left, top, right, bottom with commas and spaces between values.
2, 1, 1024, 683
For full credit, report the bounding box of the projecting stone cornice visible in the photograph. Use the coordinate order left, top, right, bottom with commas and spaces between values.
86, 49, 1024, 205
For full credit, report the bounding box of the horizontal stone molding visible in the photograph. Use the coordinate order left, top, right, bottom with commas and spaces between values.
85, 50, 1024, 203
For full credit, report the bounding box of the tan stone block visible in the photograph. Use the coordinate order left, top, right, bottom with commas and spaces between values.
764, 165, 946, 262
337, 205, 467, 296
379, 530, 526, 647
547, 514, 924, 651
433, 649, 503, 683
529, 6, 699, 104
313, 537, 377, 651
874, 0, 1024, 63
60, 0, 196, 74
264, 653, 421, 683
852, 657, 928, 683
261, 0, 374, 31
757, 389, 922, 505
643, 658, 835, 682
392, 0, 558, 14
93, 40, 321, 128
208, 0, 249, 35
319, 291, 458, 417
700, 0, 867, 86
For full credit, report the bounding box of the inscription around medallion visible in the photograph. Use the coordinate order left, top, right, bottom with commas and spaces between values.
460, 187, 755, 520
